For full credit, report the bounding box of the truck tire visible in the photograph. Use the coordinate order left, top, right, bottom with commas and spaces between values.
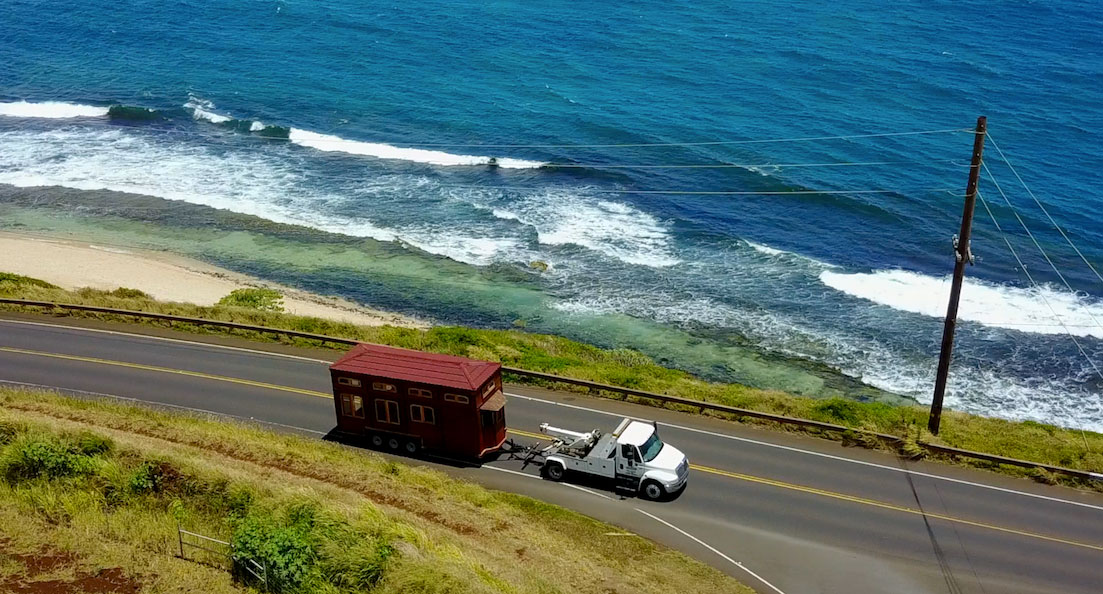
370, 434, 384, 448
403, 439, 419, 455
543, 462, 566, 481
387, 436, 401, 450
640, 480, 665, 501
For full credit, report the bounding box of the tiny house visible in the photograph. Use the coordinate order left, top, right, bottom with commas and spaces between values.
329, 343, 507, 459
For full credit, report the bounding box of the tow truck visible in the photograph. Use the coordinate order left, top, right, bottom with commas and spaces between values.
510, 417, 689, 500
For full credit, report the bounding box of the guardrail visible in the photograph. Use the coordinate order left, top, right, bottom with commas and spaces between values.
2, 298, 1099, 482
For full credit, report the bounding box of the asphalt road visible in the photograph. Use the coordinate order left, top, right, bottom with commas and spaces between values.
1, 317, 1101, 594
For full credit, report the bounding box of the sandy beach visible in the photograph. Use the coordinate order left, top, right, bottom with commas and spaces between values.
0, 232, 426, 328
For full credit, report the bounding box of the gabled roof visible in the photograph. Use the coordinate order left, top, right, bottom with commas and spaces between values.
330, 343, 500, 391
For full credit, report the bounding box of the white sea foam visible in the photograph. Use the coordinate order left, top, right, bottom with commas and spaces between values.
745, 240, 784, 256
490, 190, 680, 267
288, 128, 546, 169
183, 97, 231, 124
820, 269, 1103, 338
0, 101, 109, 119
0, 127, 543, 268
249, 121, 265, 132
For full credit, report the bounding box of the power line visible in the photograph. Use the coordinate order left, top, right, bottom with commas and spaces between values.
980, 160, 1103, 335
432, 185, 958, 196
976, 190, 1101, 451
321, 127, 974, 149
985, 132, 1103, 288
540, 158, 969, 170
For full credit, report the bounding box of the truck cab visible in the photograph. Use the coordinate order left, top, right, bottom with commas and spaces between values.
539, 418, 689, 500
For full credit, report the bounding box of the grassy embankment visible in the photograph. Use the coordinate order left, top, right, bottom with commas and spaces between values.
0, 387, 752, 594
2, 273, 1101, 487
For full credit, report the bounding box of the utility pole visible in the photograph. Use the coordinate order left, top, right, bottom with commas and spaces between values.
929, 116, 987, 435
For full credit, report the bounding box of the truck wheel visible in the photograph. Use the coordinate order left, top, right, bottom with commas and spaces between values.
640, 480, 665, 501
370, 434, 384, 448
543, 462, 565, 482
403, 439, 419, 455
387, 437, 401, 450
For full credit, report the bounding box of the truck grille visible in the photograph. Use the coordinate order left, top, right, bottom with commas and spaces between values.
677, 459, 688, 477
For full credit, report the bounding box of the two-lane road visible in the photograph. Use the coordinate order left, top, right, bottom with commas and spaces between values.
1, 318, 1100, 594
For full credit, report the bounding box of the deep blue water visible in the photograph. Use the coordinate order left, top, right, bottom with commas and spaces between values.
1, 0, 1101, 430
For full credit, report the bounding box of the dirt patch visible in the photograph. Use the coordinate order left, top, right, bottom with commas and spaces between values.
0, 538, 142, 594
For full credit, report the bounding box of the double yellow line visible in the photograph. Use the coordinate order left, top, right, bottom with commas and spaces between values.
3, 345, 1101, 553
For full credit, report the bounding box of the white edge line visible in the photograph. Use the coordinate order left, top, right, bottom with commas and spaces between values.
0, 379, 328, 435
483, 465, 614, 500
635, 508, 785, 594
3, 318, 1096, 510
507, 393, 1103, 512
0, 319, 334, 364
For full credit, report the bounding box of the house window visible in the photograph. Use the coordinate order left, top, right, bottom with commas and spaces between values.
337, 377, 361, 387
483, 381, 498, 398
340, 394, 364, 418
410, 404, 436, 425
408, 387, 433, 398
375, 399, 400, 424
372, 382, 396, 393
443, 393, 470, 404
480, 408, 502, 427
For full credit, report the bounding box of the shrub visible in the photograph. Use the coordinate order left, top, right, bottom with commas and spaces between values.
0, 272, 59, 289
72, 431, 113, 456
1, 436, 94, 481
129, 460, 183, 494
231, 504, 321, 592
109, 287, 151, 299
0, 420, 26, 445
217, 288, 286, 312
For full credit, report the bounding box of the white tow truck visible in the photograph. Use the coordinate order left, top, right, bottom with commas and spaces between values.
535, 417, 689, 500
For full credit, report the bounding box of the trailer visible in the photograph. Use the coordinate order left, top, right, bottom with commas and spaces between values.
329, 343, 507, 459
526, 417, 689, 500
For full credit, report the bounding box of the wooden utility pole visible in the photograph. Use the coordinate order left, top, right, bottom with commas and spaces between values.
929, 116, 987, 435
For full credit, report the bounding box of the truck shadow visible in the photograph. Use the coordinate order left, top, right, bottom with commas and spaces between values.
321, 428, 482, 469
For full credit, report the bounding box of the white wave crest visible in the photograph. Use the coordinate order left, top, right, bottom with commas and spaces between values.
820, 269, 1103, 338
0, 101, 109, 119
492, 190, 680, 267
183, 97, 231, 124
0, 127, 546, 267
288, 128, 545, 169
745, 240, 784, 256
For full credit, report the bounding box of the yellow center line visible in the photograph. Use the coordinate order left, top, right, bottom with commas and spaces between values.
508, 429, 1103, 553
0, 346, 332, 399
5, 345, 1101, 553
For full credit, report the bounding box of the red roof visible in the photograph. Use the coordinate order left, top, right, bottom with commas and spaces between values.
330, 343, 501, 391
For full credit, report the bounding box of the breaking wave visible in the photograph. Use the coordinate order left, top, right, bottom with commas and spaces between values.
820, 269, 1103, 338
0, 101, 109, 118
287, 128, 546, 169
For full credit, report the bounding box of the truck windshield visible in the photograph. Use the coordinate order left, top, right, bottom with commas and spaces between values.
639, 432, 664, 462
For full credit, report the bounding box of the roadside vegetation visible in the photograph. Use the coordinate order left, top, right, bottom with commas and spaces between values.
0, 387, 752, 594
1, 273, 1101, 487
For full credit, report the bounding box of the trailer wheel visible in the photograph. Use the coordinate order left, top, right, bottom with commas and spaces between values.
387, 437, 401, 450
543, 462, 565, 482
370, 434, 384, 448
403, 439, 419, 455
640, 480, 665, 501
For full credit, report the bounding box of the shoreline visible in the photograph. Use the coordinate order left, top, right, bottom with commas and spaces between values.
0, 230, 428, 329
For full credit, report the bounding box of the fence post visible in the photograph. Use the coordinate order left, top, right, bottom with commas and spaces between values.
177, 523, 184, 559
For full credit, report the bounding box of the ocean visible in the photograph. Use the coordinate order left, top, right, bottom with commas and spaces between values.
1, 0, 1101, 430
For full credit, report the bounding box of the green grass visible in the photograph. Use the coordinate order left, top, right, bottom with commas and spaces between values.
2, 273, 1101, 485
0, 387, 753, 594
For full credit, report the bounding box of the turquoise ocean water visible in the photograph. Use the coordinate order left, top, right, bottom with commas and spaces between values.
1, 0, 1101, 429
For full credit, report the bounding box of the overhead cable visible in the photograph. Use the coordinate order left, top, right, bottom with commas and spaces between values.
985, 133, 1103, 287
981, 161, 1103, 335
976, 190, 1102, 451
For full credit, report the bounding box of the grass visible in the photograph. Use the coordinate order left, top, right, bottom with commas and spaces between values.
0, 387, 753, 594
2, 273, 1101, 486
